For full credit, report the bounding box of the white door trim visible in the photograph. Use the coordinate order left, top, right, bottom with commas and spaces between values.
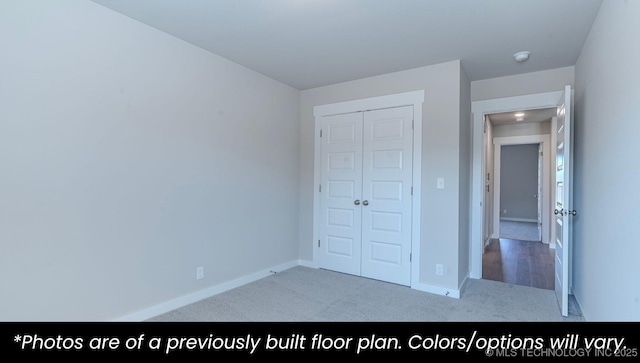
492, 135, 551, 244
312, 90, 424, 289
470, 91, 562, 279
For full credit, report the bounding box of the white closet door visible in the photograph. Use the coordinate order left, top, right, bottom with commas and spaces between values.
361, 106, 413, 286
318, 112, 363, 275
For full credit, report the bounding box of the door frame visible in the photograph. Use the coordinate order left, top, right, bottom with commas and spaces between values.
470, 91, 563, 279
311, 90, 424, 288
492, 135, 550, 244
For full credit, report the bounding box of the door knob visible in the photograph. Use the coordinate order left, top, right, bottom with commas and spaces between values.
362, 200, 369, 206
354, 199, 360, 205
554, 209, 564, 215
569, 210, 577, 216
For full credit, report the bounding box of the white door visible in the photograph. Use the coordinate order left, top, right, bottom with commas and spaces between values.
318, 106, 414, 286
361, 106, 414, 286
318, 112, 363, 275
554, 85, 574, 316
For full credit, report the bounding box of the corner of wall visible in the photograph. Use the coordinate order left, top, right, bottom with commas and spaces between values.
458, 61, 472, 286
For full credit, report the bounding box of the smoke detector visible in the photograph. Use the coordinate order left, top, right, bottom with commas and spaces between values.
513, 51, 531, 62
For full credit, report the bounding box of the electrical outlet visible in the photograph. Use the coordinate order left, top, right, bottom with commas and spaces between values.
436, 264, 444, 276
196, 266, 204, 280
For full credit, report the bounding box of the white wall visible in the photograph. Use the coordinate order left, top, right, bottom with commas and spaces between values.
0, 0, 300, 321
299, 60, 466, 291
471, 67, 574, 102
573, 0, 640, 321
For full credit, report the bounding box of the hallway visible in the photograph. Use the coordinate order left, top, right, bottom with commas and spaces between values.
499, 221, 540, 242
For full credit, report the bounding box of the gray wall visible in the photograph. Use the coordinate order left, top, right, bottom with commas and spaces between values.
574, 0, 640, 321
493, 121, 551, 138
299, 60, 466, 290
0, 0, 300, 321
471, 66, 574, 102
458, 67, 472, 286
500, 145, 539, 221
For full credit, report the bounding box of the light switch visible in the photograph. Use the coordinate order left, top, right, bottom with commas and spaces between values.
437, 177, 445, 189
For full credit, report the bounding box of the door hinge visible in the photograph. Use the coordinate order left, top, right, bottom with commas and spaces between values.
411, 186, 413, 195
319, 184, 322, 192
412, 119, 414, 130
410, 253, 412, 262
320, 129, 323, 137
318, 240, 320, 247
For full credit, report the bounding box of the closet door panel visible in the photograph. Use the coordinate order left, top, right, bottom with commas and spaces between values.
318, 112, 363, 276
361, 106, 413, 286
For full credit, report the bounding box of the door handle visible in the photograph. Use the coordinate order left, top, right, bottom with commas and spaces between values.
354, 199, 360, 205
568, 210, 577, 216
362, 200, 369, 206
554, 208, 564, 215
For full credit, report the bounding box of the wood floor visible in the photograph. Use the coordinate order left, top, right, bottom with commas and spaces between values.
482, 238, 555, 290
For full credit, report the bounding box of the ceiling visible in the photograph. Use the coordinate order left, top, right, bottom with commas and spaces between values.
488, 107, 557, 126
91, 0, 603, 90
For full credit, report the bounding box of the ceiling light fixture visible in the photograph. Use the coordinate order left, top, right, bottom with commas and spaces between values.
513, 51, 530, 63
514, 112, 525, 117
516, 117, 524, 122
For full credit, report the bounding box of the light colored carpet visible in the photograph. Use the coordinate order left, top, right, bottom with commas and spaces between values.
500, 220, 540, 241
147, 266, 584, 322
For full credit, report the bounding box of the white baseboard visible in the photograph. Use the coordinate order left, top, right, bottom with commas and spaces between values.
483, 237, 492, 250
113, 260, 468, 321
112, 260, 299, 322
412, 282, 461, 299
500, 217, 538, 223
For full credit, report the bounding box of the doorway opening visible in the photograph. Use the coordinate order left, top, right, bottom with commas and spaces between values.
480, 108, 556, 290
498, 143, 542, 242
471, 86, 576, 317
